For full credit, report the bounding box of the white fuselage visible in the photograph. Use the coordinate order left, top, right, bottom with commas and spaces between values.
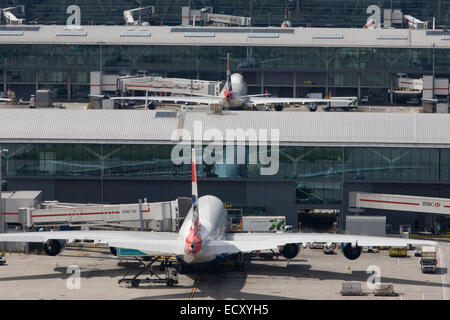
176, 195, 228, 264
218, 73, 248, 108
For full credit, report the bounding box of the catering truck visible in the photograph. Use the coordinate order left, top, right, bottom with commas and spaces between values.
420, 246, 437, 273
241, 216, 287, 260
242, 216, 286, 233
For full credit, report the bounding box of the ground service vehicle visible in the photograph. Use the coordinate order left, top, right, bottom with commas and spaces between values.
389, 247, 407, 257
241, 216, 286, 233
420, 246, 437, 273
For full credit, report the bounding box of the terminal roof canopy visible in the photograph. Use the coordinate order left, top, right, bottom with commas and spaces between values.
0, 109, 449, 147
0, 25, 448, 49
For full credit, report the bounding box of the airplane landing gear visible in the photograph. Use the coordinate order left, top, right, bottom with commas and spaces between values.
232, 253, 246, 272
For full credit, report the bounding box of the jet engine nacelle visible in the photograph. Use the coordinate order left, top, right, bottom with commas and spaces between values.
341, 243, 362, 260
43, 239, 66, 256
280, 243, 300, 259
110, 247, 117, 256
307, 102, 318, 112
274, 103, 284, 111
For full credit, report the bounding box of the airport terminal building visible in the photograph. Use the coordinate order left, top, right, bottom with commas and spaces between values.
1, 1, 450, 100
2, 1, 447, 28
2, 2, 450, 234
1, 109, 450, 233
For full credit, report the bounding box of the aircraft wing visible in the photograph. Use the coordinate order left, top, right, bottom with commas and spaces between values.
216, 232, 437, 254
110, 95, 222, 105
247, 97, 357, 106
0, 230, 185, 256
204, 240, 280, 256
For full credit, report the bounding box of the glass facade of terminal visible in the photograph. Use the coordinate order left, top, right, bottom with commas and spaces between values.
2, 143, 449, 206
1, 2, 449, 99
1, 44, 448, 98
1, 44, 443, 72
1, 0, 448, 28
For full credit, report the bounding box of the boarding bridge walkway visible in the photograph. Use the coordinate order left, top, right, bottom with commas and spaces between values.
11, 198, 191, 231
90, 71, 222, 97
350, 192, 450, 215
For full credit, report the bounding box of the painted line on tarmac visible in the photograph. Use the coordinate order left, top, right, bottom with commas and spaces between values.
189, 277, 200, 300
438, 247, 448, 300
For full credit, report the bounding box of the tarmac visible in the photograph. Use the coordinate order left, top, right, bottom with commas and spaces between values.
0, 102, 422, 113
0, 241, 447, 300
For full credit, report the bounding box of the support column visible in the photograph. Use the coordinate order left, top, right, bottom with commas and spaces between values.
3, 68, 6, 93
260, 71, 264, 94
437, 0, 441, 25
325, 72, 329, 97
340, 147, 345, 233
293, 71, 297, 98
35, 70, 39, 92
390, 72, 394, 104
67, 71, 71, 100
357, 72, 361, 100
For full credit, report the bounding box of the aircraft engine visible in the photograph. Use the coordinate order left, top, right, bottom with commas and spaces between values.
110, 247, 117, 256
280, 243, 300, 259
274, 103, 284, 111
43, 239, 66, 256
307, 102, 318, 112
341, 243, 362, 260
147, 102, 156, 110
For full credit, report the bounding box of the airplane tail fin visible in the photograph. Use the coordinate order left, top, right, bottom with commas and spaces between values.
145, 90, 149, 110
191, 148, 200, 232
363, 17, 376, 29
227, 52, 232, 92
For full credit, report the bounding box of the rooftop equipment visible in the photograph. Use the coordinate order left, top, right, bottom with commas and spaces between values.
0, 6, 24, 25
35, 90, 52, 108
123, 6, 155, 26
404, 14, 428, 29
181, 6, 251, 27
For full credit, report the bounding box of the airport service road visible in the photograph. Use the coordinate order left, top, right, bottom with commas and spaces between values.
0, 242, 448, 300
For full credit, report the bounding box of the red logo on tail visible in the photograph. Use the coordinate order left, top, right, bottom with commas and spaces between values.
185, 226, 202, 254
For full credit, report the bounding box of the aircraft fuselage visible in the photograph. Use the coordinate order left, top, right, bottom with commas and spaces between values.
142, 195, 228, 264
218, 73, 248, 109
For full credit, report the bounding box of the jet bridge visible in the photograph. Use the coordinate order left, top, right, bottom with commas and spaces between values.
17, 198, 191, 231
0, 6, 24, 25
349, 192, 450, 215
123, 6, 155, 26
90, 71, 222, 97
181, 6, 251, 27
117, 75, 222, 96
404, 15, 428, 30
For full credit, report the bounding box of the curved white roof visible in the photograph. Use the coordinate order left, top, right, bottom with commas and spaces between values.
0, 25, 449, 49
0, 109, 450, 147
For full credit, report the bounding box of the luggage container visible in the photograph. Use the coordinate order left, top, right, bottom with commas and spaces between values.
389, 247, 407, 257
341, 281, 363, 296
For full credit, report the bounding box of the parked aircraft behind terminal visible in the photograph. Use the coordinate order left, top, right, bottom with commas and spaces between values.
0, 149, 437, 267
111, 54, 357, 111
